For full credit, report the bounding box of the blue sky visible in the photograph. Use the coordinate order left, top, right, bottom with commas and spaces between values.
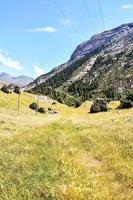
0, 0, 133, 78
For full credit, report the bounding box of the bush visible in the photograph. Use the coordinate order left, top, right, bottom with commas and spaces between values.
38, 107, 46, 113
119, 99, 133, 109
7, 84, 15, 92
47, 107, 58, 114
90, 102, 101, 113
90, 98, 108, 113
119, 91, 133, 109
126, 91, 133, 101
1, 85, 9, 94
29, 102, 39, 110
52, 102, 56, 105
107, 98, 112, 103
14, 86, 21, 94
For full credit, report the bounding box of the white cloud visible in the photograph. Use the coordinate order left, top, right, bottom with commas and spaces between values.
26, 26, 57, 33
60, 19, 72, 26
33, 65, 44, 76
122, 4, 133, 9
0, 49, 23, 70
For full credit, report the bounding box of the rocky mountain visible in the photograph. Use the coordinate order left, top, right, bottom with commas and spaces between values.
70, 23, 133, 60
27, 22, 133, 106
0, 72, 34, 87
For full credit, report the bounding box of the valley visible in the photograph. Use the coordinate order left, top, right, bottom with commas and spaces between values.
0, 91, 133, 199
0, 0, 133, 199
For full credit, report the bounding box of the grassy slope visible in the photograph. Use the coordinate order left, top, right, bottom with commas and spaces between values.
0, 91, 133, 200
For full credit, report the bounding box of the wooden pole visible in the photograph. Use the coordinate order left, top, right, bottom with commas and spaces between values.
36, 94, 39, 116
17, 93, 21, 111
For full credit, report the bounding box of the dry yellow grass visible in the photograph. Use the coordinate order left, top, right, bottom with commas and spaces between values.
0, 91, 133, 200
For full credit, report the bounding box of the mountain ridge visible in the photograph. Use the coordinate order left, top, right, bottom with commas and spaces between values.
26, 22, 133, 106
0, 72, 34, 87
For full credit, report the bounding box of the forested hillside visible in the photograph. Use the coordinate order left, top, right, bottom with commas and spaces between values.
27, 23, 133, 106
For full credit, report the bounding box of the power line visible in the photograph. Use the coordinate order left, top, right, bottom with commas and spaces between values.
97, 0, 105, 31
82, 0, 97, 34
54, 0, 83, 42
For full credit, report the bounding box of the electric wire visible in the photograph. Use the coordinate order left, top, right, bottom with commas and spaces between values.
54, 0, 83, 42
97, 0, 105, 31
82, 0, 97, 33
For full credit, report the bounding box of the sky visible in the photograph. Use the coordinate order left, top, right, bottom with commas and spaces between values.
0, 0, 133, 78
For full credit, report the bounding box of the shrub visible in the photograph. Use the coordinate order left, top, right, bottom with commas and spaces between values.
90, 98, 108, 113
29, 102, 39, 110
119, 91, 133, 109
38, 107, 46, 113
107, 98, 112, 103
47, 107, 58, 114
126, 91, 133, 101
7, 84, 15, 92
90, 102, 101, 113
119, 99, 133, 109
14, 86, 21, 94
52, 102, 56, 105
1, 85, 9, 94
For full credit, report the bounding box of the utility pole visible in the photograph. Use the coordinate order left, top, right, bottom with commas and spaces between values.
36, 94, 39, 116
17, 92, 21, 111
35, 82, 39, 116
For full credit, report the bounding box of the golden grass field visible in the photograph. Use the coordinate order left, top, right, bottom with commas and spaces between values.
0, 91, 133, 200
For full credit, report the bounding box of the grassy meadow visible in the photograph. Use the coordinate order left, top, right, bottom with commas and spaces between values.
0, 91, 133, 200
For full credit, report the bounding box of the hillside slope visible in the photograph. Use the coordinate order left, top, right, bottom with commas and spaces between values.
0, 91, 133, 199
27, 23, 133, 104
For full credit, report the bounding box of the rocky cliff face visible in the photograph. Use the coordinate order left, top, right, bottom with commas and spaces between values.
27, 22, 133, 104
70, 23, 133, 60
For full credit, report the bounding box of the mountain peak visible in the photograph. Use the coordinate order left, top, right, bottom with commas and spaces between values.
26, 22, 133, 106
0, 72, 34, 87
0, 72, 11, 76
70, 22, 133, 60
